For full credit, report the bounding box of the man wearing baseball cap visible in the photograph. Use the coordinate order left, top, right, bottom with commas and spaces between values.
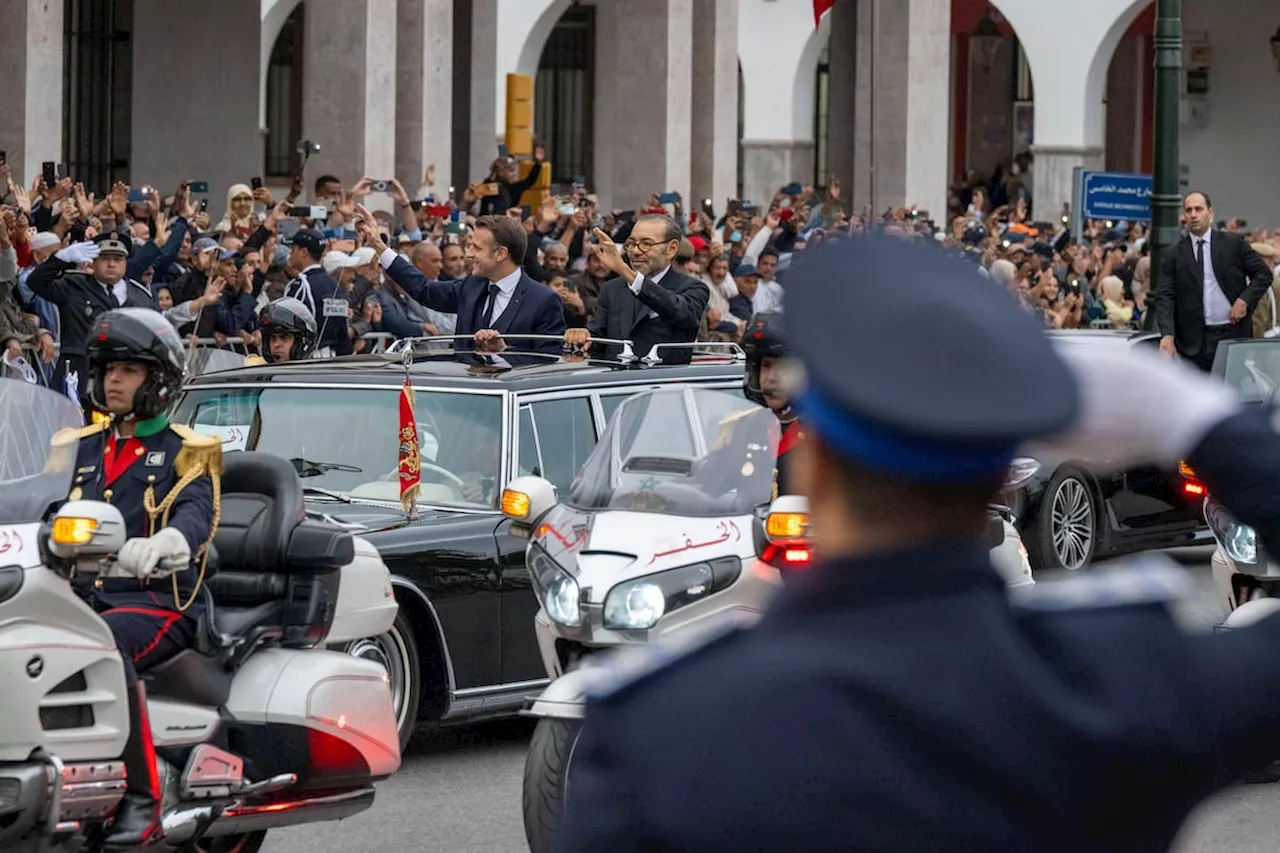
282, 229, 351, 357
26, 232, 158, 413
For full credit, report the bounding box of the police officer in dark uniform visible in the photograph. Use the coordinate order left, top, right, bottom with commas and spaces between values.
283, 229, 351, 357
556, 232, 1280, 852
258, 296, 319, 364
25, 234, 157, 410
741, 311, 802, 495
57, 307, 220, 848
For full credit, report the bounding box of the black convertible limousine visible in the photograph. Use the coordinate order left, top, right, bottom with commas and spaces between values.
172, 347, 747, 747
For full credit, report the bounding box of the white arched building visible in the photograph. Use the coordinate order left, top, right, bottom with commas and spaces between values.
2, 0, 1277, 222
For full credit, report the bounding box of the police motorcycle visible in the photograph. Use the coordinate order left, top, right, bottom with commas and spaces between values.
0, 379, 402, 851
502, 386, 1035, 852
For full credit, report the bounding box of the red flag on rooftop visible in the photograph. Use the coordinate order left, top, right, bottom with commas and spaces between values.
814, 0, 834, 26
398, 376, 420, 515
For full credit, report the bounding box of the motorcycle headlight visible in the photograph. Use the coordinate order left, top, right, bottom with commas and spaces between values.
603, 561, 725, 631
1224, 523, 1258, 564
544, 573, 581, 627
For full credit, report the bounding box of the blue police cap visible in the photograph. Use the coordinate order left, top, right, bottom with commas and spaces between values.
786, 233, 1079, 482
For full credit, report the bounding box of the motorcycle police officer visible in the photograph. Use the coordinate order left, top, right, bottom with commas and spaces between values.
556, 232, 1280, 852
259, 296, 319, 364
740, 311, 801, 495
283, 229, 351, 357
55, 307, 220, 848
25, 235, 157, 409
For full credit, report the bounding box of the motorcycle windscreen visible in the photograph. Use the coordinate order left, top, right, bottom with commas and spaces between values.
0, 379, 85, 523
566, 387, 780, 519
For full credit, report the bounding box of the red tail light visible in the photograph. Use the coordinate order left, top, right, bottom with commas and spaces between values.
307, 726, 369, 778
1179, 461, 1206, 498
762, 542, 812, 570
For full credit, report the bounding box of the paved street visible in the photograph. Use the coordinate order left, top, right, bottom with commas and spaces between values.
262, 548, 1280, 853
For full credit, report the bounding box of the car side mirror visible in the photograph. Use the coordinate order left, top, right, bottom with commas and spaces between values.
48, 500, 128, 560
501, 476, 559, 537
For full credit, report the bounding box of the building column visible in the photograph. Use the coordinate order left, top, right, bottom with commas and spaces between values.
601, 0, 693, 209
301, 0, 397, 190
850, 0, 950, 221
132, 0, 260, 202
468, 0, 500, 185
396, 0, 453, 194
691, 0, 739, 211
825, 0, 858, 195
0, 1, 63, 187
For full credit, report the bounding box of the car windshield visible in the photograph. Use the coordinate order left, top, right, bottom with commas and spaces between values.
566, 388, 779, 517
172, 386, 504, 508
0, 379, 85, 524
1217, 342, 1280, 404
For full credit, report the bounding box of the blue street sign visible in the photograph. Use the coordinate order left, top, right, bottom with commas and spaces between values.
1079, 171, 1153, 222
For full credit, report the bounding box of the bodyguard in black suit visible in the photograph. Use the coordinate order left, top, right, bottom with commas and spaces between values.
557, 234, 1280, 853
1155, 191, 1273, 371
565, 215, 709, 365
358, 208, 565, 365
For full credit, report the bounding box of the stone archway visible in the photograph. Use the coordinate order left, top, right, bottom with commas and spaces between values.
259, 0, 303, 129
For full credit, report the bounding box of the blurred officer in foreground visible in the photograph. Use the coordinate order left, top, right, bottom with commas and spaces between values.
556, 232, 1279, 852
57, 308, 220, 847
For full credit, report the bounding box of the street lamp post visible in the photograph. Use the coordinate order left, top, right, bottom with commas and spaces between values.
1147, 0, 1182, 331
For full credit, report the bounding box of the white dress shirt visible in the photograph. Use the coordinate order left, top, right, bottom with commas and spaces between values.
483, 267, 522, 327
102, 279, 127, 306
752, 280, 785, 314
1195, 230, 1232, 325
630, 267, 669, 319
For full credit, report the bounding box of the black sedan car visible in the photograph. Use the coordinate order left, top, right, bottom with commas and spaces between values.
170, 349, 747, 747
1002, 329, 1210, 571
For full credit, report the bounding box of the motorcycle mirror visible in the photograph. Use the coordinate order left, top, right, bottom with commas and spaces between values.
764, 495, 810, 544
49, 501, 128, 560
501, 476, 559, 533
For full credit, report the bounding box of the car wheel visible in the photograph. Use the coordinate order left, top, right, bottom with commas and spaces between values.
522, 717, 583, 853
339, 610, 422, 751
1031, 468, 1097, 572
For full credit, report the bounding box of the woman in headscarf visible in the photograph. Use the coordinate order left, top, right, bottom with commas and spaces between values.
214, 183, 256, 239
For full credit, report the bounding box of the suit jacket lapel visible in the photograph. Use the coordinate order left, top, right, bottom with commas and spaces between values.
1209, 231, 1227, 294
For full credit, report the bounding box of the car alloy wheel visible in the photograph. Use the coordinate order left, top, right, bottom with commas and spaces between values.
1050, 476, 1094, 571
343, 616, 417, 744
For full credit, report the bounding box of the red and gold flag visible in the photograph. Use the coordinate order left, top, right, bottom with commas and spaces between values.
397, 376, 420, 514
814, 0, 834, 26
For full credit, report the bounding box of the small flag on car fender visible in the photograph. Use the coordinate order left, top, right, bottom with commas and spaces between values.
398, 376, 420, 516
814, 0, 834, 26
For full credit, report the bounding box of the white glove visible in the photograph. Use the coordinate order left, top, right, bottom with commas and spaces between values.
1039, 343, 1240, 471
116, 528, 191, 578
55, 241, 101, 265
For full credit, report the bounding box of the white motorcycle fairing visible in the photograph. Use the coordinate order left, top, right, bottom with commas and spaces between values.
325, 535, 400, 645
0, 524, 130, 764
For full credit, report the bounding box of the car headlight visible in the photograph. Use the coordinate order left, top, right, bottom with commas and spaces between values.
603, 561, 725, 631
1224, 523, 1258, 564
1005, 457, 1040, 489
545, 573, 581, 627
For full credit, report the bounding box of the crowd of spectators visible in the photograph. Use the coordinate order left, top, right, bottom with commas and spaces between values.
3, 147, 1279, 389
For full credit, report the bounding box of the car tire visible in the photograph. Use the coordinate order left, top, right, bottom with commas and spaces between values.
188, 831, 268, 853
1029, 468, 1098, 572
337, 610, 422, 751
522, 717, 583, 853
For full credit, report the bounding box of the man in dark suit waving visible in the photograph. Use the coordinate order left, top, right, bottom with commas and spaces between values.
1155, 191, 1274, 371
564, 214, 710, 365
356, 206, 564, 365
